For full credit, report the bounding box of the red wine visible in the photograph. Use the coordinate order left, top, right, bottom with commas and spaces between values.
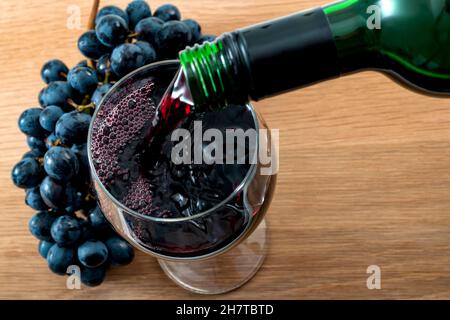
158, 69, 193, 129
91, 66, 257, 257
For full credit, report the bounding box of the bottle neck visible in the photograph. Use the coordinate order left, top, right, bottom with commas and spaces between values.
179, 33, 251, 110
179, 1, 372, 109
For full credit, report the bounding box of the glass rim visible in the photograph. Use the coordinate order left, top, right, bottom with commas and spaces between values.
87, 60, 260, 223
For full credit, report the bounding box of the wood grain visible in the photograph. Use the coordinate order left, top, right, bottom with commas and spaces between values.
1, 0, 450, 299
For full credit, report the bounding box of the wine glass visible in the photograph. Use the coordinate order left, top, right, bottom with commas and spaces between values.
87, 60, 278, 294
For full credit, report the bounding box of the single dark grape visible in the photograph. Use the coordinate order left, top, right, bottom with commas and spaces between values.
126, 0, 152, 30
47, 244, 75, 275
38, 88, 47, 107
156, 21, 191, 58
96, 54, 112, 77
96, 54, 118, 82
44, 146, 79, 182
88, 206, 109, 230
154, 4, 181, 22
55, 111, 91, 145
95, 5, 129, 25
67, 66, 99, 95
110, 43, 146, 78
95, 14, 129, 47
11, 158, 43, 189
65, 189, 85, 213
70, 143, 89, 175
80, 265, 107, 287
50, 215, 82, 246
29, 211, 56, 241
39, 176, 75, 210
18, 108, 47, 138
183, 19, 202, 43
27, 136, 47, 153
42, 81, 73, 111
39, 105, 64, 132
105, 236, 134, 266
135, 17, 164, 46
25, 186, 49, 211
75, 220, 95, 243
77, 30, 111, 60
38, 240, 55, 258
135, 41, 157, 64
78, 239, 109, 268
41, 59, 68, 84
91, 84, 112, 107
40, 176, 64, 209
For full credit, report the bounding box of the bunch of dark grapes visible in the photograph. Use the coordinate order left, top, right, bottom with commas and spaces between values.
11, 1, 214, 287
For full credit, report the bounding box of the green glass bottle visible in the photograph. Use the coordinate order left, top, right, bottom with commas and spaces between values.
179, 0, 450, 110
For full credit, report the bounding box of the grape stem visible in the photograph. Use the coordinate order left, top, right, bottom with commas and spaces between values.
87, 0, 100, 69
126, 32, 139, 44
67, 98, 95, 112
103, 59, 112, 83
84, 192, 96, 202
81, 94, 91, 106
44, 136, 65, 148
103, 71, 110, 84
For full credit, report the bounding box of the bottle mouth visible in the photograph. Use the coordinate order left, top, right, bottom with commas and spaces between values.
180, 41, 227, 110
179, 33, 249, 110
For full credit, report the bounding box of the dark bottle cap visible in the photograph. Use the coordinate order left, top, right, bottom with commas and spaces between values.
235, 8, 341, 100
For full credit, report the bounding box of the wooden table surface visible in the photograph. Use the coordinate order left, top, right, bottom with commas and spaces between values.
2, 0, 450, 300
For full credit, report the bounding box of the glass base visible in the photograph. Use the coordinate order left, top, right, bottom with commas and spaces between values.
158, 219, 268, 295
